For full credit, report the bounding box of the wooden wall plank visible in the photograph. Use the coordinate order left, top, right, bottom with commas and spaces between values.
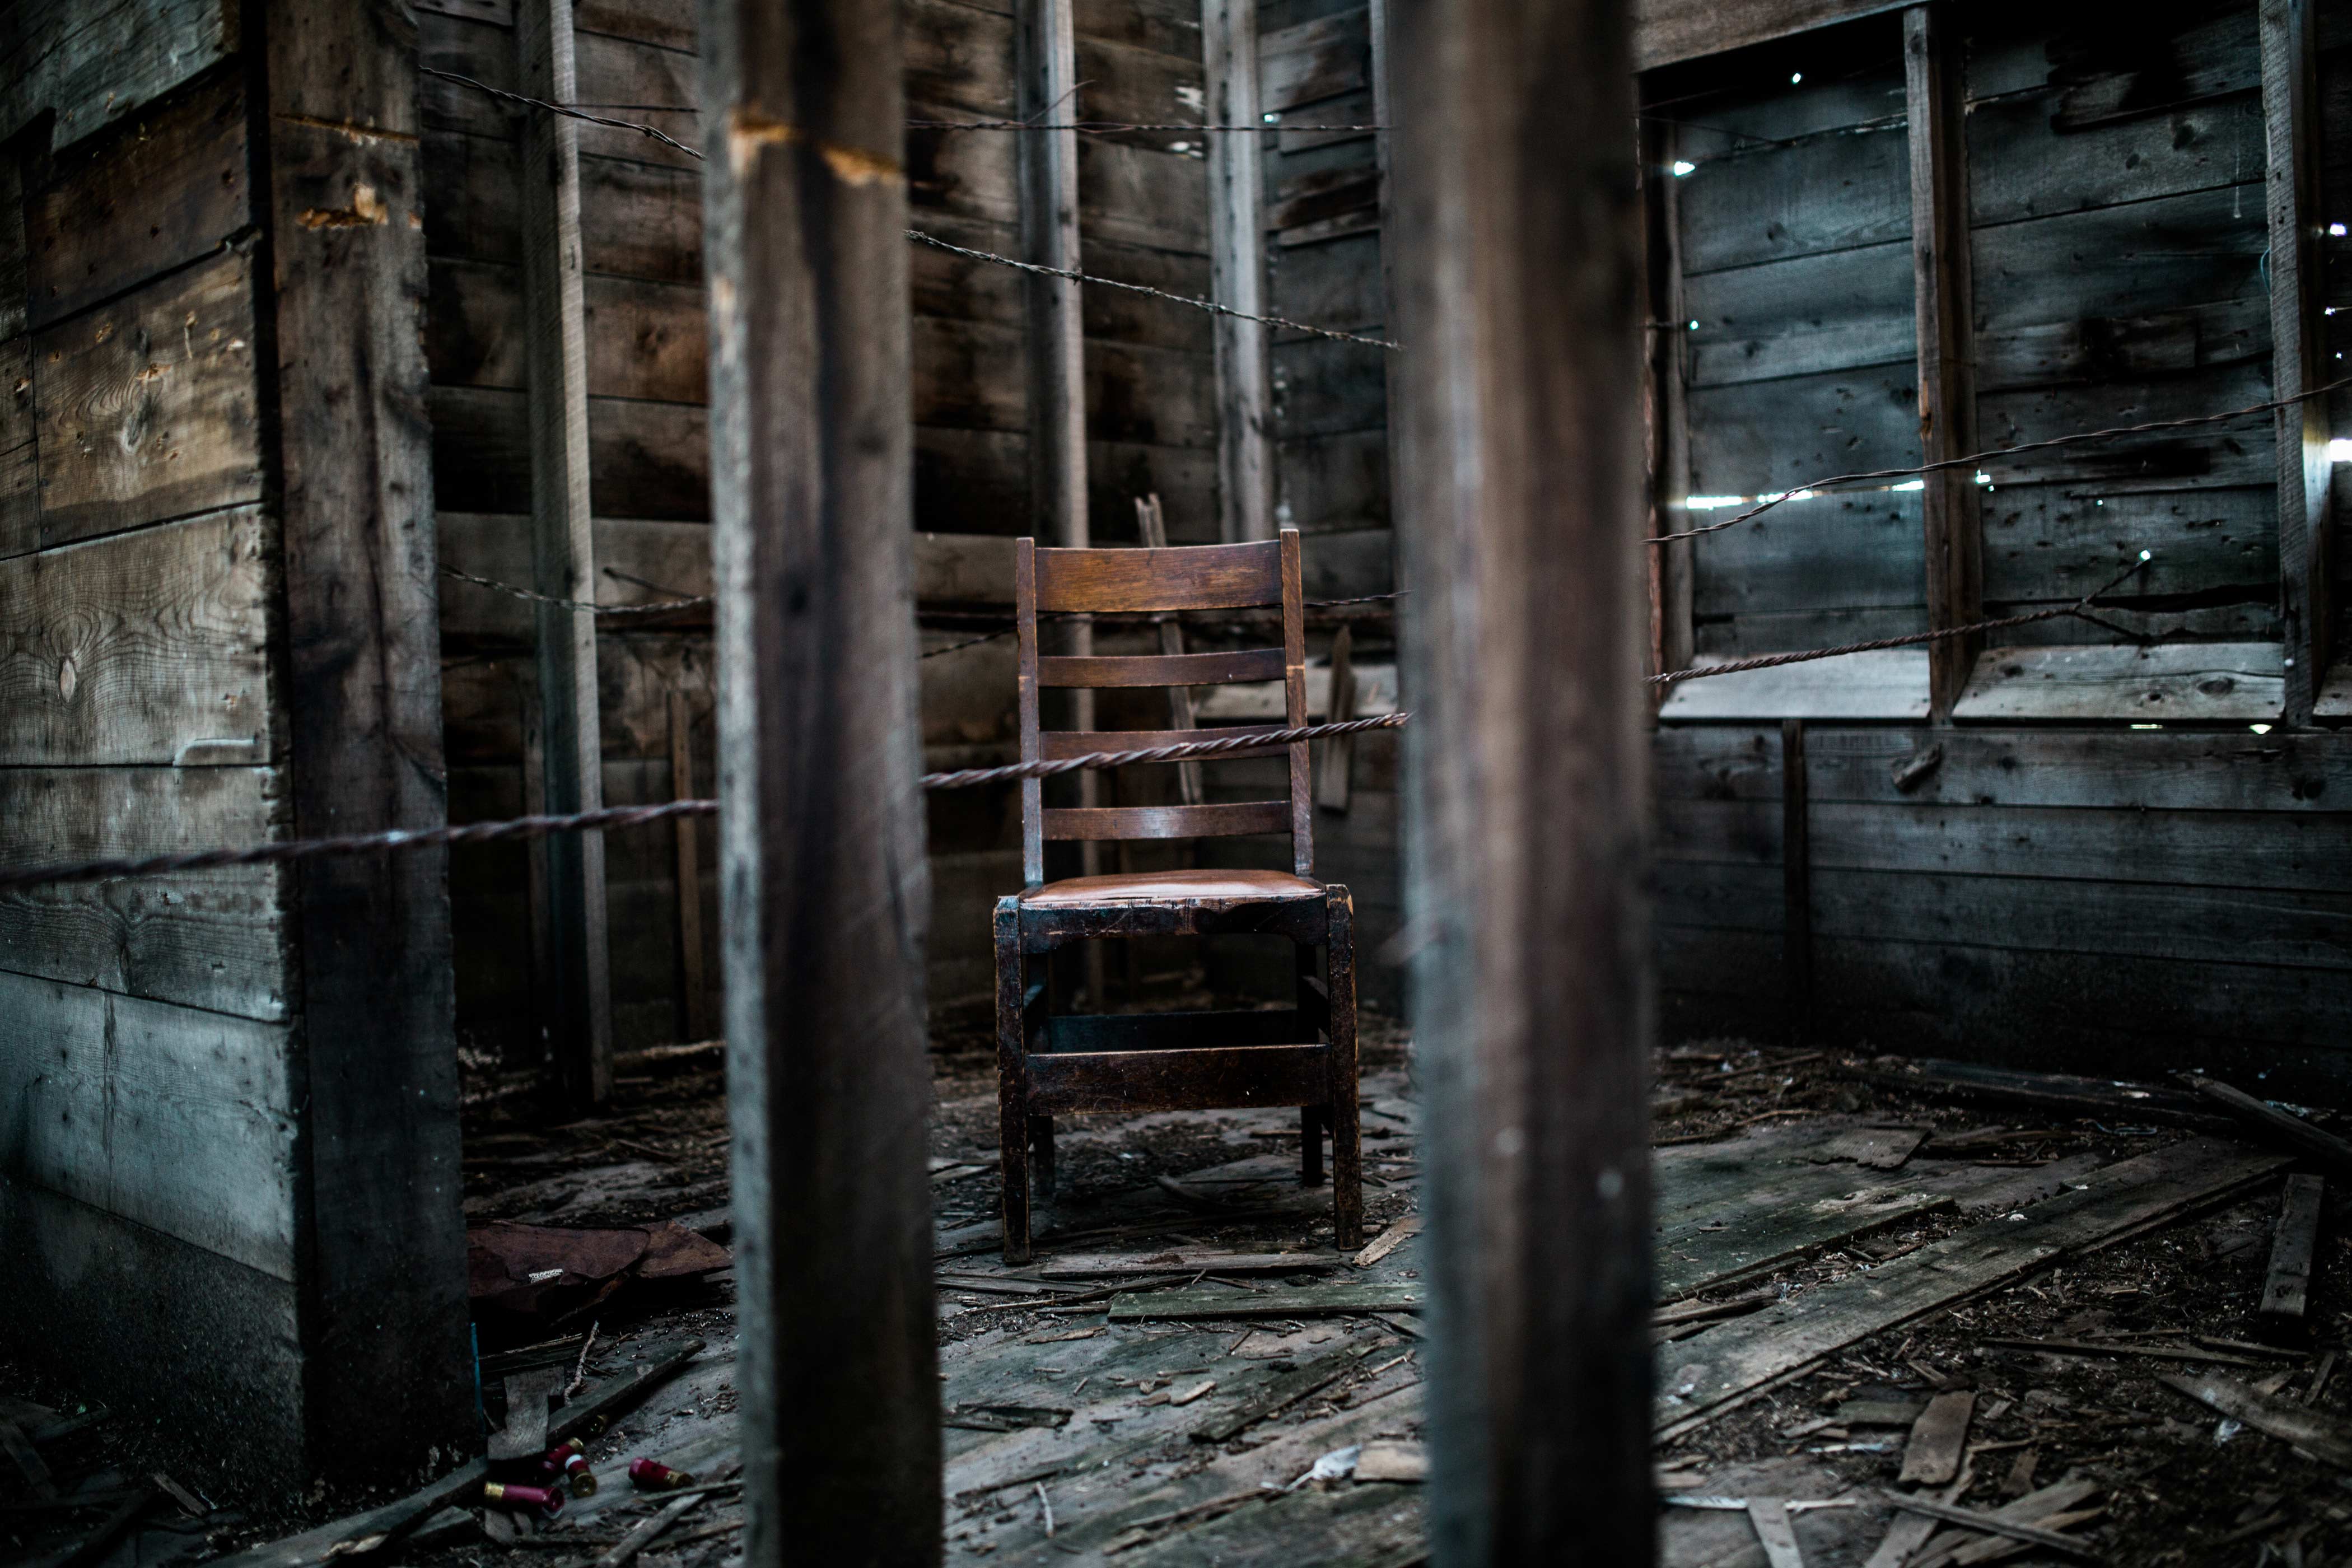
1796, 726, 2352, 812
0, 0, 239, 153
0, 766, 290, 1019
0, 507, 274, 766
24, 69, 250, 332
1676, 120, 1908, 274
428, 261, 707, 404
1656, 648, 1930, 721
1952, 641, 2283, 721
31, 249, 263, 543
430, 384, 710, 517
1632, 0, 1907, 73
0, 969, 295, 1280
0, 333, 35, 559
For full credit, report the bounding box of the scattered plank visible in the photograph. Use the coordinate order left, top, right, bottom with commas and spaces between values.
2179, 1075, 2352, 1169
210, 1338, 707, 1568
1984, 1338, 2270, 1369
489, 1369, 562, 1462
1814, 1127, 1928, 1171
2158, 1372, 2352, 1468
1188, 1356, 1358, 1444
1848, 1059, 2218, 1128
1747, 1497, 1807, 1568
1351, 1215, 1420, 1269
1353, 1440, 1426, 1483
1899, 1392, 1975, 1486
1109, 1284, 1420, 1322
2260, 1174, 2325, 1325
152, 1472, 209, 1517
1882, 1494, 2102, 1562
0, 1418, 58, 1499
1655, 1291, 1774, 1331
1903, 1480, 2100, 1568
592, 1485, 709, 1568
1038, 1252, 1326, 1280
56, 1488, 155, 1568
1655, 1138, 2286, 1440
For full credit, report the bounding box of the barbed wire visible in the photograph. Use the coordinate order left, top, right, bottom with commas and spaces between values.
0, 716, 1409, 891
440, 566, 715, 618
902, 230, 1397, 349
918, 590, 1408, 659
1646, 554, 2153, 687
422, 68, 1398, 351
906, 119, 1387, 134
1649, 375, 2352, 545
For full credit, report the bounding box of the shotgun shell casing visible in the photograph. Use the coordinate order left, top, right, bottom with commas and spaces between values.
627, 1458, 694, 1490
483, 1481, 566, 1518
543, 1440, 597, 1496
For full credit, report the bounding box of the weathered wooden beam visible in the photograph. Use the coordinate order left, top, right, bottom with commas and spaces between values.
256, 0, 472, 1478
2260, 0, 2332, 723
1390, 0, 1655, 1559
517, 0, 614, 1103
1016, 0, 1099, 998
698, 0, 941, 1560
1905, 3, 1981, 724
1632, 0, 1909, 73
1204, 0, 1273, 544
1781, 718, 1811, 1044
668, 690, 710, 1043
1639, 102, 1693, 689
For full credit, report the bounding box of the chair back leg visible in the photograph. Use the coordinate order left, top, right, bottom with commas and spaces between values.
994, 898, 1033, 1264
1300, 1104, 1326, 1185
1327, 890, 1364, 1249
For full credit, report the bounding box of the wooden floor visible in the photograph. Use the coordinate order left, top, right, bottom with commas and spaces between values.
29, 1037, 2345, 1568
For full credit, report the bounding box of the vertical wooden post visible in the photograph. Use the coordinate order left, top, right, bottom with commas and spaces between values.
1389, 0, 1654, 1561
517, 0, 613, 1102
1016, 0, 1100, 1001
1204, 0, 1273, 543
1905, 3, 1981, 725
1136, 495, 1205, 808
258, 0, 473, 1477
1640, 106, 1693, 688
2261, 0, 2332, 724
1781, 719, 1812, 1044
700, 0, 941, 1557
668, 690, 710, 1042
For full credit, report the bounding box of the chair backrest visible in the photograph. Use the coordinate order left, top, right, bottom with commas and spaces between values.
1016, 529, 1310, 887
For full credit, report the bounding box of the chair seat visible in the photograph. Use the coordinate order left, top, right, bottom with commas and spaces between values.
1020, 867, 1322, 906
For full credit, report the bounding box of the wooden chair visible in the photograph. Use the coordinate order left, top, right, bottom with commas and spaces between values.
993, 528, 1361, 1264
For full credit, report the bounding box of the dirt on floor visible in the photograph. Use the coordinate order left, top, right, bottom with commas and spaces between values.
6, 1020, 2347, 1568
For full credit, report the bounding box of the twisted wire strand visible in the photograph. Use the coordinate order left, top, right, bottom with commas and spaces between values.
0, 717, 1409, 890
421, 68, 1397, 349
1648, 373, 2352, 545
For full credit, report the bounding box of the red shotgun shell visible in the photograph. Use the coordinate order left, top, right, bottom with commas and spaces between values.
483, 1481, 566, 1518
627, 1458, 694, 1490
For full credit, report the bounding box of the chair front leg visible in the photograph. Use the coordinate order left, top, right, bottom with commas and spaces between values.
1326, 889, 1362, 1249
994, 897, 1032, 1264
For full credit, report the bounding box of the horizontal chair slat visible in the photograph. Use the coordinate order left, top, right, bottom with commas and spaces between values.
1025, 1044, 1330, 1116
1035, 540, 1282, 613
1043, 801, 1290, 840
1037, 725, 1292, 763
1037, 648, 1287, 688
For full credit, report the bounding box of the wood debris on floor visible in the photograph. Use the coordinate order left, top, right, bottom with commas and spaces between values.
17, 1029, 2351, 1568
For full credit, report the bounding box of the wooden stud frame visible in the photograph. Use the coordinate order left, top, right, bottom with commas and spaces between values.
2261, 0, 2333, 722
517, 0, 613, 1102
1905, 2, 1982, 724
